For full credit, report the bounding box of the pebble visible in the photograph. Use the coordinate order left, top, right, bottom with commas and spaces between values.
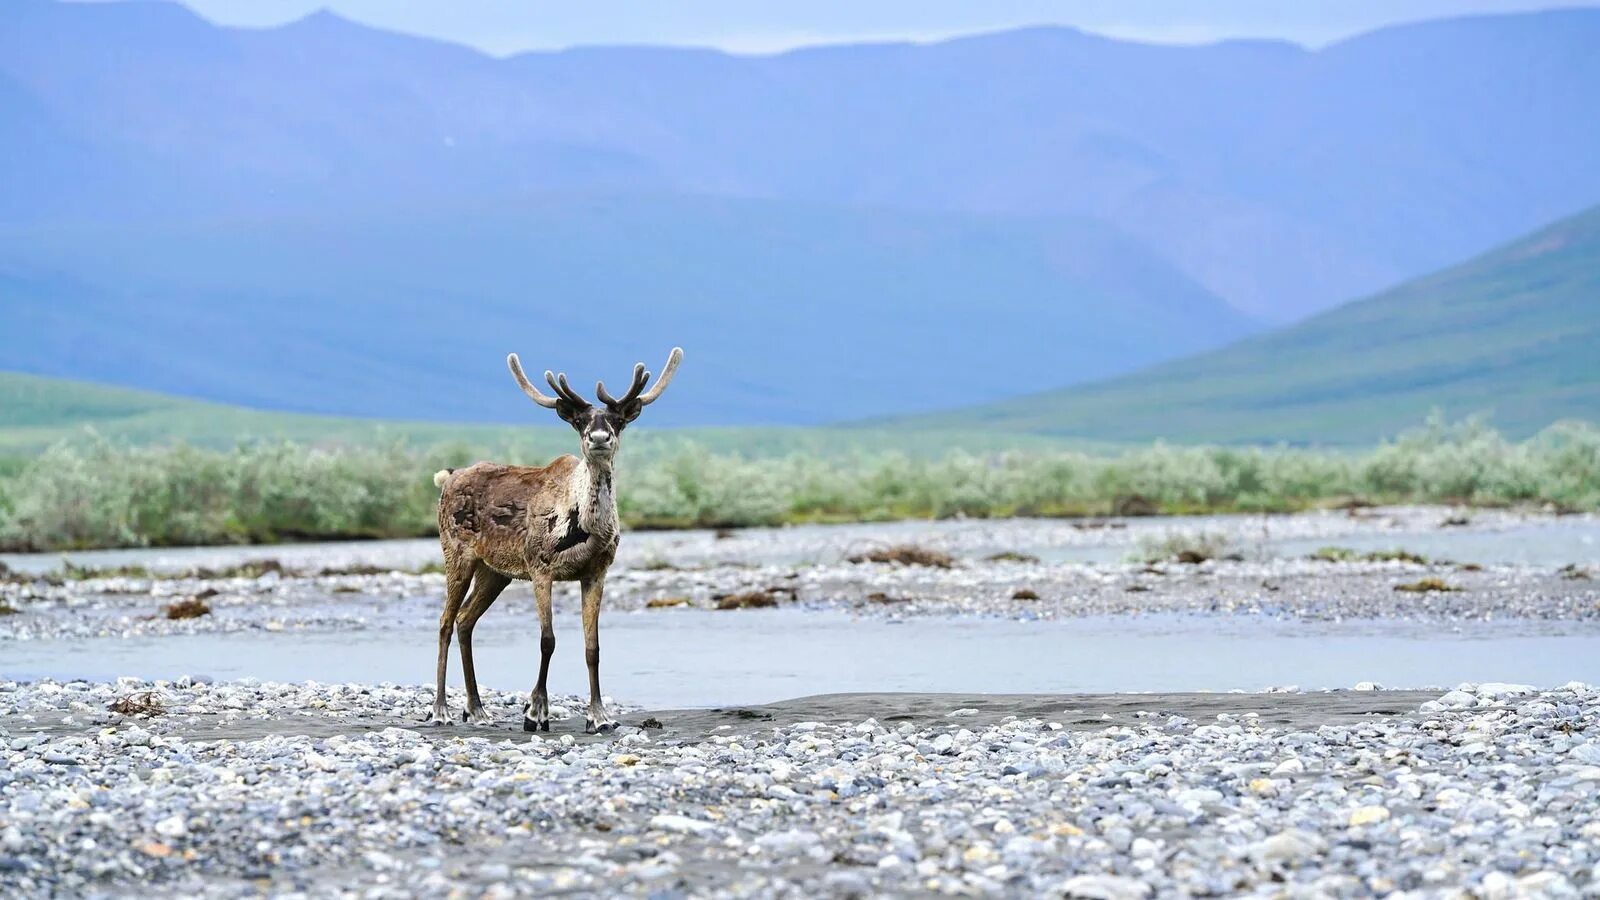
1059, 873, 1154, 899
1347, 806, 1391, 827
650, 814, 715, 836
1252, 829, 1324, 862
1434, 690, 1479, 708
754, 830, 824, 859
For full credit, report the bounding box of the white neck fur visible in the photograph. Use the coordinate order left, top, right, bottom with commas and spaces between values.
574, 455, 618, 542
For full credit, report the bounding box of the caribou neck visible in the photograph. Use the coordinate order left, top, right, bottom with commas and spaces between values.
574, 454, 618, 541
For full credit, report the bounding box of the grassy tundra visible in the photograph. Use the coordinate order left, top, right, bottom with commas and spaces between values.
0, 418, 1595, 552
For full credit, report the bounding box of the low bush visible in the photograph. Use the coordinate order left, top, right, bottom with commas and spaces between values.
0, 417, 1594, 552
1134, 531, 1237, 564
164, 597, 213, 619
848, 545, 956, 568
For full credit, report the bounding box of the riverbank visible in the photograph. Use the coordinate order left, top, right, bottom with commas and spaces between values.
4, 508, 1597, 648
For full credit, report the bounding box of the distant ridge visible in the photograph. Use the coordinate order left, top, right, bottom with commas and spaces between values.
900, 205, 1600, 444
0, 196, 1250, 426
0, 369, 1084, 458
3, 1, 1599, 320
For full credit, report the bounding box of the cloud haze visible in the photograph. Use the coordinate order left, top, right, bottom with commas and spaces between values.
78, 0, 1600, 54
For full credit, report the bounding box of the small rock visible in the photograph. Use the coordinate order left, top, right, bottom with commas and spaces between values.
755, 830, 823, 857
1251, 829, 1324, 863
650, 814, 714, 836
1059, 873, 1153, 900
1570, 743, 1600, 765
1476, 683, 1537, 700
1348, 806, 1391, 827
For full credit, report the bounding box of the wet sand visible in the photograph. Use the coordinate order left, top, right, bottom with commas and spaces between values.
4, 689, 1439, 745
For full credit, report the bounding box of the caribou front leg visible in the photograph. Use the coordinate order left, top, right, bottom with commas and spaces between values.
581, 576, 617, 734
523, 574, 555, 733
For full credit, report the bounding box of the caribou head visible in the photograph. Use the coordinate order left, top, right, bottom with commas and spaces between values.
506, 347, 683, 460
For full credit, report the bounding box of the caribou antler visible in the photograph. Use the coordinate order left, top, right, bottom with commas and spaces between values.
547, 371, 593, 409
595, 363, 648, 409
638, 347, 683, 406
513, 348, 681, 413
636, 347, 681, 406
508, 353, 594, 409
507, 353, 560, 409
595, 347, 682, 412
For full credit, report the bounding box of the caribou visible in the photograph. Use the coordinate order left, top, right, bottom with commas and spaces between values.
430, 347, 682, 733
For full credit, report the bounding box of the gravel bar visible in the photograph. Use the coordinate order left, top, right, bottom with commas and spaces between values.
5, 557, 1599, 642
4, 679, 1600, 896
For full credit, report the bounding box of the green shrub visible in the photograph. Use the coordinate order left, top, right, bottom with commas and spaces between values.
1134, 530, 1236, 564
0, 418, 1594, 551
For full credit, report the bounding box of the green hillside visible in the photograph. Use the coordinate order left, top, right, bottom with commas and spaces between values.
0, 370, 541, 452
0, 370, 1084, 459
903, 205, 1600, 444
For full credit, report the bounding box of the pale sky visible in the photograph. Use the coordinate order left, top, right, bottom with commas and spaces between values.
81, 0, 1600, 55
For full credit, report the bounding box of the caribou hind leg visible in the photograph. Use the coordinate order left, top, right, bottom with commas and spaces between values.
430, 550, 474, 725
456, 564, 513, 726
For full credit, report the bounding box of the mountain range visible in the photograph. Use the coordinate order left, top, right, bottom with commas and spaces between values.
2, 1, 1598, 427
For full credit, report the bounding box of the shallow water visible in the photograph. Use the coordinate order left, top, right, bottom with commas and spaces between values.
1267, 518, 1599, 567
4, 510, 1596, 575
7, 610, 1598, 708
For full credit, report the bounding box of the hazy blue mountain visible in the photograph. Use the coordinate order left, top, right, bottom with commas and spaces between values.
4, 1, 1599, 321
901, 205, 1600, 444
0, 195, 1251, 425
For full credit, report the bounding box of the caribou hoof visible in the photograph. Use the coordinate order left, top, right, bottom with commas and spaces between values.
524, 694, 551, 733
462, 707, 495, 726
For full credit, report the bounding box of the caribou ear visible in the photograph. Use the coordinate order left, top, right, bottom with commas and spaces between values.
553, 401, 586, 426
